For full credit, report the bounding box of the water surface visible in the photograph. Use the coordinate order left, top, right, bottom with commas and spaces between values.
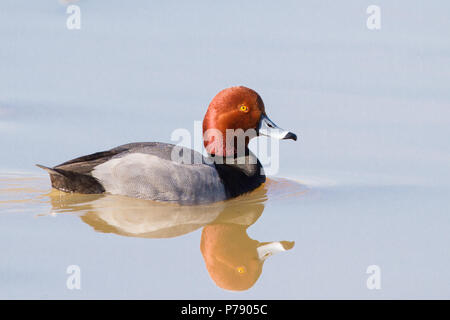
1, 0, 450, 299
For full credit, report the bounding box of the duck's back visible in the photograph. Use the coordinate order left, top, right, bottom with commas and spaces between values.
39, 142, 227, 204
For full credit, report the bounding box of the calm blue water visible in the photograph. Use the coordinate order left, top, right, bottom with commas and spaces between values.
1, 0, 449, 299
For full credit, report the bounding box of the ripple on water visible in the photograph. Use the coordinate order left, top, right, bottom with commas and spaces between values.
42, 178, 306, 240
0, 174, 308, 222
0, 175, 309, 238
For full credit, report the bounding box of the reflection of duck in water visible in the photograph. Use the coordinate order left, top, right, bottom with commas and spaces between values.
201, 207, 295, 291
47, 178, 305, 290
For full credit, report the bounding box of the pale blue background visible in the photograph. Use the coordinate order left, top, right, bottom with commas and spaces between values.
0, 0, 449, 299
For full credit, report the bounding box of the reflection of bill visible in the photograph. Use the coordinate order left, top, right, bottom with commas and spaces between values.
46, 178, 305, 291
201, 219, 294, 291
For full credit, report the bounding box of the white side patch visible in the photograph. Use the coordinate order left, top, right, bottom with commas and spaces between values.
92, 153, 226, 204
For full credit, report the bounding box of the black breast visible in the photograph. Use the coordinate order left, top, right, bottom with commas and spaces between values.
213, 156, 266, 199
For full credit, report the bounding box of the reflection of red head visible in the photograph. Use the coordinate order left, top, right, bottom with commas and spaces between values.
200, 224, 263, 291
203, 86, 266, 157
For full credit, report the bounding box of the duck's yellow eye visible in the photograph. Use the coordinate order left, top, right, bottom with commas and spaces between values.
236, 266, 246, 274
239, 105, 249, 113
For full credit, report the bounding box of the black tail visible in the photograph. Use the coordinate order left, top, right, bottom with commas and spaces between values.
36, 164, 105, 194
36, 164, 64, 176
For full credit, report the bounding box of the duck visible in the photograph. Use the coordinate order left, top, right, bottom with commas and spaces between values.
37, 86, 297, 204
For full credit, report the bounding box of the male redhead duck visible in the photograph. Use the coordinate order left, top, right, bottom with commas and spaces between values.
37, 86, 297, 204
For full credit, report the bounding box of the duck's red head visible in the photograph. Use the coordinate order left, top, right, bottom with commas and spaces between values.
203, 86, 297, 157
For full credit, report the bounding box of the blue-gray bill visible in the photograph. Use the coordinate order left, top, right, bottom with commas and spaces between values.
258, 114, 297, 141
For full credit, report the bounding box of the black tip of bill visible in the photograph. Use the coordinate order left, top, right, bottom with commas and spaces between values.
283, 132, 297, 141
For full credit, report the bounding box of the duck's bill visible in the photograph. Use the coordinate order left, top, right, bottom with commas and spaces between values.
258, 114, 297, 141
257, 241, 295, 261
